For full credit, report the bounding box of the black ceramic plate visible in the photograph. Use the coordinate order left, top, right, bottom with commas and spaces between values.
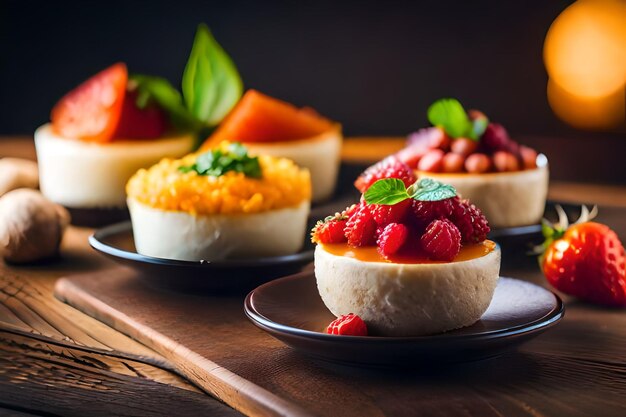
245, 273, 564, 367
89, 221, 314, 292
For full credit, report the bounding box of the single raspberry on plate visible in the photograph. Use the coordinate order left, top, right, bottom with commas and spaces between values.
451, 200, 490, 244
412, 197, 460, 225
420, 219, 462, 261
345, 204, 377, 247
326, 313, 368, 336
369, 199, 411, 226
377, 223, 409, 256
311, 216, 347, 244
354, 156, 416, 193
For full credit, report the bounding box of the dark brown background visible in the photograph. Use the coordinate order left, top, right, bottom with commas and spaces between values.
1, 0, 624, 183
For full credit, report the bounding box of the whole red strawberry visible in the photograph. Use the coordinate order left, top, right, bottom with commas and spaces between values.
326, 313, 368, 336
354, 156, 416, 193
541, 214, 626, 307
311, 216, 347, 244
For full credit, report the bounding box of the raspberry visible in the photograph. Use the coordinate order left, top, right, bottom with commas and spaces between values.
451, 200, 490, 244
311, 217, 347, 244
480, 123, 510, 153
407, 127, 450, 150
412, 197, 459, 225
420, 219, 461, 261
345, 204, 377, 247
377, 223, 409, 256
326, 313, 368, 336
369, 199, 411, 226
354, 156, 416, 193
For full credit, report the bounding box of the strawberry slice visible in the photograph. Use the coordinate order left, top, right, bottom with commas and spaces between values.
51, 63, 128, 142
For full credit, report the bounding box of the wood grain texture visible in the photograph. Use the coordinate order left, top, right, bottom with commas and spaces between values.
0, 221, 241, 415
55, 204, 626, 417
0, 331, 242, 417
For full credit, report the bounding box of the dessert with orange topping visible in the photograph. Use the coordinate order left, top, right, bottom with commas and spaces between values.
127, 142, 311, 261
312, 166, 500, 336
200, 90, 342, 203
394, 98, 549, 228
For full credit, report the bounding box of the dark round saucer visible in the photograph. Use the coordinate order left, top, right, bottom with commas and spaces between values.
245, 273, 564, 368
89, 221, 314, 293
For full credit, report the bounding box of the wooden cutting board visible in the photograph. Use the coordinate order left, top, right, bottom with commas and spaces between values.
54, 262, 626, 417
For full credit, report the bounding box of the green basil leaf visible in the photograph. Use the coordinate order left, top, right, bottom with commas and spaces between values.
129, 74, 203, 131
408, 178, 457, 201
182, 24, 243, 126
363, 178, 410, 205
427, 98, 473, 139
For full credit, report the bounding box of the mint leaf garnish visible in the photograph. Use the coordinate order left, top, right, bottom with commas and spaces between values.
472, 116, 489, 139
408, 178, 457, 201
179, 142, 261, 178
182, 24, 243, 126
427, 98, 487, 141
364, 178, 411, 205
364, 178, 457, 205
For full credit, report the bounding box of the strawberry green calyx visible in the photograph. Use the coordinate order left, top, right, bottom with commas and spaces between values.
533, 205, 598, 261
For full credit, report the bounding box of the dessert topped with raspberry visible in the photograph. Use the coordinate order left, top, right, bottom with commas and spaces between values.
398, 98, 540, 174
391, 98, 549, 229
312, 156, 493, 263
312, 157, 501, 336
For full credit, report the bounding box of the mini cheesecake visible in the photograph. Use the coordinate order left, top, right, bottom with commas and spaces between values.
312, 176, 500, 337
243, 126, 342, 203
35, 124, 194, 209
418, 154, 549, 228
35, 63, 196, 225
126, 142, 311, 261
200, 90, 342, 203
394, 98, 550, 228
315, 242, 501, 336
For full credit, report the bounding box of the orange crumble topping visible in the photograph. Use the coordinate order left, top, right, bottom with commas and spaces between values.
126, 148, 311, 215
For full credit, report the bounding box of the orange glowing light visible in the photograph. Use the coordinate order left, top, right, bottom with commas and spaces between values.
544, 0, 626, 129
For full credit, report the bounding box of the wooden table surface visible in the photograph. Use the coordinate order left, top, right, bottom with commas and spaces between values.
1, 136, 626, 417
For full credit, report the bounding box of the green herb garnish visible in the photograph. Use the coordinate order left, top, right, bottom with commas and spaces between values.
182, 24, 243, 126
129, 74, 203, 131
427, 98, 488, 141
129, 24, 242, 133
179, 142, 261, 178
364, 178, 456, 205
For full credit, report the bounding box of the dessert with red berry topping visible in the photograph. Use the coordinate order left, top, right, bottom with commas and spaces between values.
312, 164, 501, 336
34, 25, 239, 224
395, 98, 549, 228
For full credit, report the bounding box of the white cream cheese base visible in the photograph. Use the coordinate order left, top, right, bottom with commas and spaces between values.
34, 124, 195, 208
418, 160, 549, 228
244, 128, 342, 203
315, 245, 501, 336
128, 198, 310, 261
